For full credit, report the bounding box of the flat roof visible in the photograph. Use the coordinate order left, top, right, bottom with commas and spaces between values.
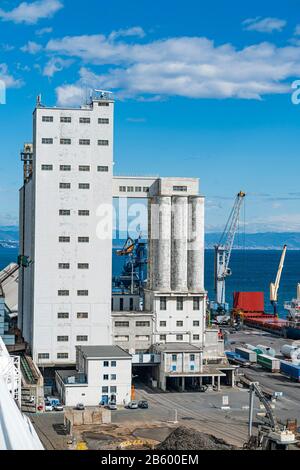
77, 345, 132, 359
154, 342, 202, 353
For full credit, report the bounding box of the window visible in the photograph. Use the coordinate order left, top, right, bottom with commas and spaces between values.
135, 335, 150, 341
57, 312, 69, 319
114, 335, 129, 342
172, 365, 177, 372
58, 290, 69, 296
42, 116, 53, 122
102, 386, 109, 393
193, 297, 200, 310
79, 165, 90, 171
110, 386, 117, 393
59, 236, 70, 243
59, 209, 70, 216
119, 186, 126, 192
119, 298, 124, 311
111, 374, 116, 380
79, 139, 90, 145
98, 139, 109, 146
77, 312, 88, 319
98, 118, 109, 124
38, 353, 49, 359
129, 298, 134, 311
98, 102, 109, 106
78, 236, 89, 243
173, 185, 188, 192
190, 354, 195, 361
77, 335, 88, 342
143, 187, 149, 192
176, 297, 183, 311
176, 321, 183, 327
135, 187, 142, 192
78, 210, 89, 216
41, 164, 53, 170
160, 297, 167, 310
193, 335, 200, 341
127, 186, 134, 192
172, 354, 177, 362
60, 165, 71, 171
58, 263, 70, 269
160, 321, 167, 327
60, 116, 71, 123
115, 321, 129, 327
42, 138, 53, 144
60, 182, 71, 188
103, 361, 109, 367
60, 138, 71, 145
103, 374, 109, 380
190, 365, 195, 371
160, 335, 166, 341
97, 166, 109, 172
136, 321, 150, 327
57, 353, 68, 359
78, 263, 89, 269
78, 183, 90, 189
77, 290, 88, 296
111, 361, 116, 367
176, 334, 183, 341
79, 117, 90, 123
193, 320, 200, 327
57, 336, 68, 342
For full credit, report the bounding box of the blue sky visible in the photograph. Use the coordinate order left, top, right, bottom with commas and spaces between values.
1, 0, 300, 232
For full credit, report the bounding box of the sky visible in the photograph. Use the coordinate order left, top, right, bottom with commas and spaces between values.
1, 0, 300, 232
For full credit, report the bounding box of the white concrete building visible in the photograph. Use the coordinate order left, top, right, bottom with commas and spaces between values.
56, 345, 132, 406
18, 92, 114, 366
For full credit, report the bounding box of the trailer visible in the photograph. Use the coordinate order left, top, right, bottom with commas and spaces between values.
225, 351, 251, 367
235, 347, 257, 363
280, 361, 300, 382
257, 354, 280, 372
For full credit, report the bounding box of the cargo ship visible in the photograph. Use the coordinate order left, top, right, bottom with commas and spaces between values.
232, 291, 300, 339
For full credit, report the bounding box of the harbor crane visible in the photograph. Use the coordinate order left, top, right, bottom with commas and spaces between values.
270, 244, 287, 316
244, 381, 295, 450
213, 191, 246, 314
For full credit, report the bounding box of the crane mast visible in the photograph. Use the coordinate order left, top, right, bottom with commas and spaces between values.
214, 191, 246, 311
270, 244, 287, 315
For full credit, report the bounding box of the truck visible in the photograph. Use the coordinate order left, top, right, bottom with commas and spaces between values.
46, 396, 60, 406
257, 354, 280, 372
235, 347, 257, 363
280, 361, 300, 382
225, 351, 251, 367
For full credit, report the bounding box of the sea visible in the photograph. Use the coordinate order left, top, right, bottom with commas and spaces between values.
1, 246, 299, 318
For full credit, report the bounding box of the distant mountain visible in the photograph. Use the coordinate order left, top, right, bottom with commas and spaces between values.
205, 232, 300, 250
0, 226, 19, 248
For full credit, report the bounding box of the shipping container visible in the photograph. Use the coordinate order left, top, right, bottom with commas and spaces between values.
280, 361, 300, 382
233, 291, 265, 312
257, 354, 280, 372
235, 347, 257, 363
225, 351, 250, 367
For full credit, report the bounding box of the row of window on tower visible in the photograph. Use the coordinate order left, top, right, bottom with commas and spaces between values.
41, 165, 109, 172
41, 138, 109, 146
159, 297, 201, 311
42, 116, 109, 124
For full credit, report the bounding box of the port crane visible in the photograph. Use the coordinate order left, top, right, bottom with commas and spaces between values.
213, 191, 246, 314
270, 245, 287, 316
113, 235, 147, 294
244, 381, 295, 450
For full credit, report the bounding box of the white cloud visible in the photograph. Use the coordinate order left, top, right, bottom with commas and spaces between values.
36, 26, 53, 36
243, 17, 287, 33
0, 64, 23, 88
21, 41, 43, 54
0, 0, 63, 25
56, 84, 86, 106
108, 26, 145, 41
43, 57, 73, 77
48, 33, 300, 104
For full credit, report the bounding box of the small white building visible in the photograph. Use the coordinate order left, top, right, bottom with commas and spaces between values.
56, 345, 132, 406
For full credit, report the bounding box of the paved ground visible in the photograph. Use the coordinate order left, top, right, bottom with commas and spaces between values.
28, 412, 68, 450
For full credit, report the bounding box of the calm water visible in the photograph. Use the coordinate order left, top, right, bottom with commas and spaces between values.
1, 247, 299, 317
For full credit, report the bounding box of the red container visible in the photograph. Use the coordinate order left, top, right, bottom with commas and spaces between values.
233, 292, 265, 313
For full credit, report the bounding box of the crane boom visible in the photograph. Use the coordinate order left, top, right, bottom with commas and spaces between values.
214, 191, 246, 310
270, 244, 287, 315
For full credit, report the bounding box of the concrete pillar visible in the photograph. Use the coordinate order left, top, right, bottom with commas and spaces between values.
217, 376, 221, 391
171, 196, 188, 291
187, 197, 204, 292
160, 376, 167, 392
181, 377, 185, 392
151, 196, 172, 291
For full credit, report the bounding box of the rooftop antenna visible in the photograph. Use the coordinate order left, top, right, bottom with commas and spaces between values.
36, 94, 42, 107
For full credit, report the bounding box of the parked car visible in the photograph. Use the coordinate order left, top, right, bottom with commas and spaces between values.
54, 403, 64, 411
138, 400, 149, 409
127, 401, 138, 409
44, 401, 53, 412
75, 403, 85, 410
108, 402, 117, 410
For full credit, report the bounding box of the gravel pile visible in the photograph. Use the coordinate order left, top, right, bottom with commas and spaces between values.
156, 426, 237, 450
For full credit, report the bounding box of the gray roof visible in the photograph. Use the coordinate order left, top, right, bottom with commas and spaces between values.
77, 345, 132, 359
153, 342, 202, 353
